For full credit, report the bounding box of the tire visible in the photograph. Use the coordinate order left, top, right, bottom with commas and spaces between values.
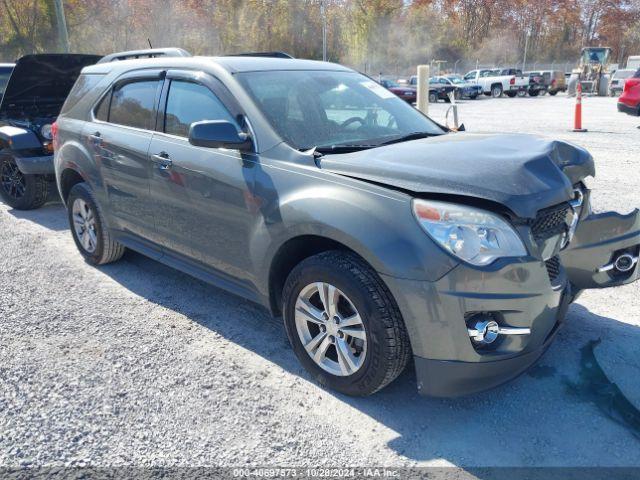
505, 91, 517, 98
491, 84, 503, 98
428, 92, 437, 103
282, 251, 411, 396
517, 89, 527, 97
454, 89, 462, 100
470, 94, 478, 100
67, 182, 125, 265
444, 96, 451, 103
0, 155, 49, 210
548, 90, 558, 96
529, 90, 539, 97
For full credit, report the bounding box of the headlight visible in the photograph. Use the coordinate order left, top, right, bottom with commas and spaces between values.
412, 199, 527, 266
40, 124, 53, 140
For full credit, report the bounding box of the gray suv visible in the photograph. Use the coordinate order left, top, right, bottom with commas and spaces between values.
54, 50, 640, 397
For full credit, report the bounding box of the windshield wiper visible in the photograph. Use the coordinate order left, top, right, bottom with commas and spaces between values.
376, 131, 440, 147
314, 144, 376, 154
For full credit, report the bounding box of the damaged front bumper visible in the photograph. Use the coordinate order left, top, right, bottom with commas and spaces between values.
382, 203, 640, 397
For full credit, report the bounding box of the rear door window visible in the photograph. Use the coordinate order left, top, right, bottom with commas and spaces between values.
109, 80, 160, 130
164, 80, 236, 137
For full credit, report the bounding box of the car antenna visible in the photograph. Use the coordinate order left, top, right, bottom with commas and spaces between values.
147, 38, 153, 49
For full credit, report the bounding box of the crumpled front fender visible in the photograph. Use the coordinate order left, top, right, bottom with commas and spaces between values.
560, 209, 640, 290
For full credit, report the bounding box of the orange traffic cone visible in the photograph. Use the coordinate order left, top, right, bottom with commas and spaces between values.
573, 83, 587, 132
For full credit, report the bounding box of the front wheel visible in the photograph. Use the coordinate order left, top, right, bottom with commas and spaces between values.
428, 92, 437, 103
67, 182, 125, 265
282, 251, 411, 396
0, 155, 49, 210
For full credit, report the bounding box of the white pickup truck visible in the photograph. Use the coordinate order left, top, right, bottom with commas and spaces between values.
463, 68, 529, 98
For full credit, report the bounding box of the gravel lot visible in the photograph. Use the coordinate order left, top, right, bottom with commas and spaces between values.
1, 94, 639, 470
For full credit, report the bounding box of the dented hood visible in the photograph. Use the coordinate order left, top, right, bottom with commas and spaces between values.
320, 133, 594, 219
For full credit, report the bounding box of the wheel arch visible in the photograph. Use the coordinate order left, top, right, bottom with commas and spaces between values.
59, 167, 86, 205
267, 235, 368, 317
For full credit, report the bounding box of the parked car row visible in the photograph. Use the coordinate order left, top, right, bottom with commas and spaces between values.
392, 68, 570, 101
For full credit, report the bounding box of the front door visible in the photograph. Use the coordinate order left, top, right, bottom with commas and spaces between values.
147, 72, 257, 284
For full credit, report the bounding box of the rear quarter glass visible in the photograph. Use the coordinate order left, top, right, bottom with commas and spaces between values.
60, 73, 105, 115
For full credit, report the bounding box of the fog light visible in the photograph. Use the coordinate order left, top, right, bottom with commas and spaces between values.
467, 314, 531, 346
468, 317, 500, 345
614, 254, 636, 272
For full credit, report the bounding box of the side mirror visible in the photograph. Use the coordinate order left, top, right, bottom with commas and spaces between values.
188, 120, 252, 151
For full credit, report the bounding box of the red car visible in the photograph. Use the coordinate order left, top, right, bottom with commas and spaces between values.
379, 79, 417, 103
618, 68, 640, 116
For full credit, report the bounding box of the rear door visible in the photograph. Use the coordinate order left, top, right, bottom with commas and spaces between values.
83, 71, 163, 242
147, 70, 257, 282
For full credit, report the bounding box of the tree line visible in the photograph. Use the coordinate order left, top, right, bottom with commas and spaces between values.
1, 0, 639, 74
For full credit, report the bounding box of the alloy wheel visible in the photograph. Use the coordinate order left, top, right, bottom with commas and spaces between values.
294, 282, 367, 377
0, 158, 26, 199
72, 198, 98, 253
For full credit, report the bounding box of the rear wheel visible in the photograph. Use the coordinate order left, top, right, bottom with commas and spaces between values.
428, 92, 437, 103
548, 90, 558, 96
491, 84, 503, 98
67, 182, 125, 265
282, 251, 411, 396
517, 89, 527, 97
529, 90, 540, 97
0, 155, 48, 210
505, 91, 517, 98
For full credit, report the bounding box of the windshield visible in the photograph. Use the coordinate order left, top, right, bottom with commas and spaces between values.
237, 70, 444, 151
614, 70, 634, 79
448, 77, 463, 84
0, 67, 12, 98
383, 79, 400, 88
582, 48, 610, 64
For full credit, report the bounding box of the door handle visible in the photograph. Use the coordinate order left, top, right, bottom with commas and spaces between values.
152, 152, 172, 170
89, 132, 102, 142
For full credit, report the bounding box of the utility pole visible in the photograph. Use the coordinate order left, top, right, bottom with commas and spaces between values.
522, 30, 531, 72
53, 0, 70, 53
320, 0, 327, 61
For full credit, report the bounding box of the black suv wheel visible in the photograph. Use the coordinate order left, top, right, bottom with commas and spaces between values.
0, 155, 49, 210
282, 251, 411, 396
67, 182, 125, 265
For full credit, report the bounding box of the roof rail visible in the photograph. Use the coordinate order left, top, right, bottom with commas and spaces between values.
97, 48, 192, 64
226, 51, 294, 59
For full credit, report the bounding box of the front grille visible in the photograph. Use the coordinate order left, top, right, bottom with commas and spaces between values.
531, 203, 571, 242
545, 255, 561, 282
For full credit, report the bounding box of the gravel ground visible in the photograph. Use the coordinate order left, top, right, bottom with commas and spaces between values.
1, 94, 639, 470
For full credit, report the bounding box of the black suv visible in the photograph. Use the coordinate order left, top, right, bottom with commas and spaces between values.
0, 54, 100, 209
53, 50, 639, 397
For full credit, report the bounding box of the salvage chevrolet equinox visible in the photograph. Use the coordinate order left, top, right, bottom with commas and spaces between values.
53, 49, 640, 397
